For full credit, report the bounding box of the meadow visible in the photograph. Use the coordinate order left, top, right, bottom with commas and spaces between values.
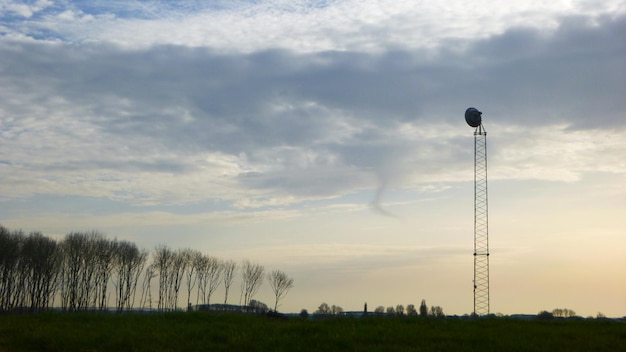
0, 311, 624, 352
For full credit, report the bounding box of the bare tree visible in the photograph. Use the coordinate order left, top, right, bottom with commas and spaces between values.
222, 260, 237, 304
183, 249, 202, 309
240, 260, 264, 306
206, 257, 223, 305
153, 245, 173, 311
268, 269, 294, 311
139, 265, 156, 310
114, 241, 147, 312
374, 306, 385, 315
93, 237, 116, 311
21, 232, 61, 311
396, 304, 405, 316
59, 231, 102, 311
166, 250, 188, 310
0, 227, 22, 311
196, 256, 222, 305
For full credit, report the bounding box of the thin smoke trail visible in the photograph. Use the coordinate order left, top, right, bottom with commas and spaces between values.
369, 172, 396, 218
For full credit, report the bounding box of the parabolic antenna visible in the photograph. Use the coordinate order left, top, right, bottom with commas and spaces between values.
465, 107, 482, 127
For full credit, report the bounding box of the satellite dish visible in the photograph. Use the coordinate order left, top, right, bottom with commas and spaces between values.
465, 107, 482, 127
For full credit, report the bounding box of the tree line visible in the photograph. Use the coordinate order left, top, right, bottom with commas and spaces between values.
0, 226, 294, 313
313, 299, 444, 317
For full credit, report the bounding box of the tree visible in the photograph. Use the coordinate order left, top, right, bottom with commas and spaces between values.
139, 265, 156, 310
113, 241, 147, 312
153, 245, 174, 311
299, 309, 309, 319
222, 260, 237, 304
183, 249, 202, 308
59, 231, 102, 311
21, 232, 61, 311
93, 237, 116, 311
202, 256, 222, 305
537, 310, 554, 320
331, 305, 344, 315
248, 299, 269, 313
0, 227, 22, 311
551, 308, 577, 318
386, 306, 395, 315
429, 305, 444, 317
396, 304, 405, 316
374, 306, 385, 315
406, 304, 417, 316
419, 299, 428, 317
316, 302, 331, 315
240, 260, 264, 306
168, 250, 188, 310
268, 269, 294, 311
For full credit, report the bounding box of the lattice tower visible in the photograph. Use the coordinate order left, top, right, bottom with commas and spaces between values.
473, 124, 489, 316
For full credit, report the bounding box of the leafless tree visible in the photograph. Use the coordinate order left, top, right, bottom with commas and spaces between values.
59, 231, 102, 311
240, 260, 264, 306
0, 227, 23, 311
139, 265, 156, 310
21, 232, 61, 311
167, 250, 188, 310
196, 255, 223, 305
222, 260, 237, 304
183, 249, 202, 308
396, 304, 405, 316
114, 241, 147, 312
93, 237, 116, 311
204, 257, 222, 305
374, 306, 385, 315
268, 269, 294, 311
153, 245, 174, 311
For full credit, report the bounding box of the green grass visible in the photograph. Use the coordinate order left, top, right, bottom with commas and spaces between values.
0, 312, 624, 351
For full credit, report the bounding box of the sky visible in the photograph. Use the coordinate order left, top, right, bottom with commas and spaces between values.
1, 0, 625, 317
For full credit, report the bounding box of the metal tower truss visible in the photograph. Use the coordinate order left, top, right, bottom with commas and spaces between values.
473, 125, 489, 316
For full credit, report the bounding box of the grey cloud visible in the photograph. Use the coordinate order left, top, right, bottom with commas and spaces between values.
1, 13, 624, 204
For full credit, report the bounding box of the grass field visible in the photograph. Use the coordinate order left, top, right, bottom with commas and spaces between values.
1, 311, 625, 351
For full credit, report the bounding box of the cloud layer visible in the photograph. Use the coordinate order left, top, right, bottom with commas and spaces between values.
1, 11, 625, 208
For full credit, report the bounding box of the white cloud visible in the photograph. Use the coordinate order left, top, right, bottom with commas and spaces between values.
491, 124, 626, 182
2, 0, 625, 52
1, 0, 52, 18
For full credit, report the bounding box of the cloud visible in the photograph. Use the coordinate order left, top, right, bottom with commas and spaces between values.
2, 0, 624, 51
1, 13, 625, 208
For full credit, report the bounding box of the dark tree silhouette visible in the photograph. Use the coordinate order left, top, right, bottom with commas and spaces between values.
268, 269, 294, 311
222, 260, 237, 304
419, 299, 428, 317
114, 241, 147, 312
183, 249, 202, 308
240, 260, 264, 306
